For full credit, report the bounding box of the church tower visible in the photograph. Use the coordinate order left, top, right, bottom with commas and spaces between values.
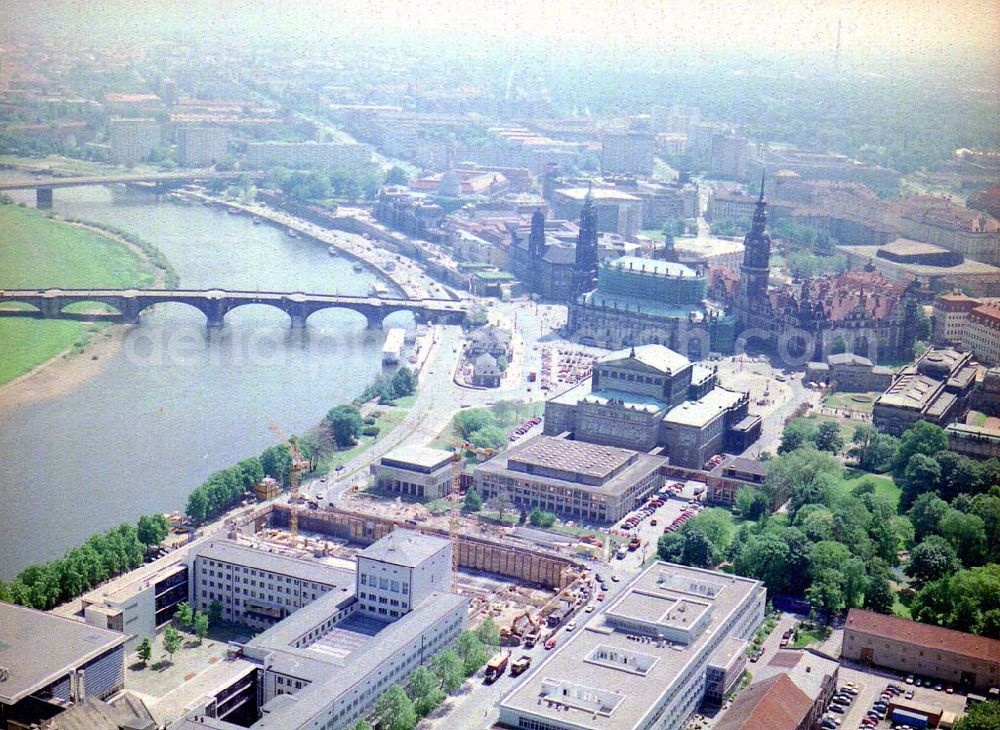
737, 173, 772, 319
574, 187, 599, 299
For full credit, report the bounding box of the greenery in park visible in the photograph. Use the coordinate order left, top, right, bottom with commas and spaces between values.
0, 202, 162, 384
462, 485, 483, 512
264, 163, 386, 204
324, 404, 365, 449
136, 513, 170, 546
778, 419, 843, 455
953, 700, 1000, 730
136, 638, 152, 665
162, 626, 182, 662
356, 367, 417, 406
849, 424, 899, 474
529, 508, 557, 528
0, 522, 146, 610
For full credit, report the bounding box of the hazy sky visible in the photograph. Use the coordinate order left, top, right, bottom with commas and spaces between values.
6, 0, 999, 63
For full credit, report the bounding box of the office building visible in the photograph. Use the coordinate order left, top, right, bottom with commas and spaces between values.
872, 347, 979, 436
543, 345, 760, 468
601, 131, 655, 176
933, 293, 982, 346
550, 186, 644, 238
188, 539, 355, 630
474, 435, 666, 524
176, 126, 229, 166
108, 118, 160, 164
945, 423, 1000, 460
706, 456, 770, 507
842, 609, 1000, 691
170, 531, 467, 730
369, 445, 455, 500
965, 303, 1000, 365
497, 562, 766, 730
0, 602, 128, 727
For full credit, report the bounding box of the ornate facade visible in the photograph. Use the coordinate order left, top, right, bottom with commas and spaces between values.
735, 184, 919, 364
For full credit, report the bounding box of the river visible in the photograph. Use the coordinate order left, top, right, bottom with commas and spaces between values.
0, 183, 409, 577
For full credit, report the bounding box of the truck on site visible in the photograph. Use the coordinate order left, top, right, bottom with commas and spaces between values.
485, 652, 509, 683
509, 655, 532, 677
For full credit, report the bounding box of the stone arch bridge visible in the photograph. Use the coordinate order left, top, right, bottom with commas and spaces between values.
0, 289, 467, 329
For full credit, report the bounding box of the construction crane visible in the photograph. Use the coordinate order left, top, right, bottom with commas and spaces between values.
268, 420, 310, 538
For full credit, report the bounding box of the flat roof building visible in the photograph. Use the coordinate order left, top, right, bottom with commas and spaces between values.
475, 434, 666, 524
497, 562, 766, 730
370, 445, 455, 500
0, 602, 129, 726
842, 608, 1000, 690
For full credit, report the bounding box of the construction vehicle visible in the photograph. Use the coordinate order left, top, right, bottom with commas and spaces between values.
509, 655, 532, 677
485, 652, 510, 683
268, 421, 311, 538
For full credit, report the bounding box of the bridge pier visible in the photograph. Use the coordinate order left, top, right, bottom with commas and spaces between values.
365, 314, 384, 330
289, 314, 307, 328
36, 188, 53, 209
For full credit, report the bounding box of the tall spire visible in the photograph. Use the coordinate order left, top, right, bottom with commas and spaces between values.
750, 169, 768, 234
758, 168, 766, 203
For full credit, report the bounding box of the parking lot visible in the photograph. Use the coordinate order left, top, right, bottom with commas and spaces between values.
823, 664, 969, 730
609, 480, 706, 565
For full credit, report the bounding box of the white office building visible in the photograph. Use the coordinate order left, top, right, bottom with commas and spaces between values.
498, 562, 765, 730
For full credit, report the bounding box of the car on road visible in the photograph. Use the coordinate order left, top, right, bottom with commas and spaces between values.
596, 593, 605, 602
585, 604, 595, 613
544, 638, 556, 650
566, 622, 577, 631
611, 575, 620, 582
335, 465, 344, 472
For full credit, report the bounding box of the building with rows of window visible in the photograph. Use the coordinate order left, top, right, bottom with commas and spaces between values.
497, 562, 765, 730
170, 530, 467, 730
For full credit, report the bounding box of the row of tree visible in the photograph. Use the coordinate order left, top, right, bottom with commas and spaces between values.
0, 513, 170, 610
355, 367, 417, 406
358, 619, 499, 730
185, 456, 266, 521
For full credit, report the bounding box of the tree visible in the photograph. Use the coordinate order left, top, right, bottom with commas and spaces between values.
850, 424, 898, 473
260, 444, 292, 485
912, 565, 1000, 638
175, 601, 193, 628
529, 508, 556, 528
842, 557, 868, 608
193, 611, 209, 643
486, 492, 513, 522
680, 528, 719, 568
806, 568, 846, 621
463, 485, 482, 512
467, 425, 506, 451
939, 509, 988, 567
765, 447, 840, 516
475, 617, 500, 648
385, 165, 410, 185
136, 637, 152, 665
326, 405, 364, 449
136, 513, 170, 546
352, 721, 374, 730
778, 420, 818, 454
796, 505, 835, 542
208, 599, 223, 625
375, 684, 417, 730
431, 649, 464, 692
406, 665, 437, 702
734, 487, 771, 521
953, 700, 1000, 730
185, 488, 209, 522
895, 421, 948, 476
969, 493, 1000, 561
863, 572, 896, 614
906, 535, 960, 587
733, 532, 793, 594
900, 454, 942, 511
830, 336, 848, 355
415, 687, 445, 718
814, 421, 844, 454
162, 626, 182, 663
455, 409, 495, 438
909, 493, 949, 541
456, 630, 488, 675
389, 367, 416, 399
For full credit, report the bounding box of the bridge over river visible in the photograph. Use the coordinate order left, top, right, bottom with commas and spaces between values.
0, 171, 261, 207
0, 288, 467, 328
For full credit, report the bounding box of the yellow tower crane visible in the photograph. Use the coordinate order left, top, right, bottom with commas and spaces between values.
268, 420, 310, 538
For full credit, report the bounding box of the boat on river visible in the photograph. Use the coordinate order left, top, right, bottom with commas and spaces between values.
327, 246, 338, 256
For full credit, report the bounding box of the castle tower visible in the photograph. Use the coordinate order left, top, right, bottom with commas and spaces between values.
737, 172, 772, 320
574, 186, 599, 299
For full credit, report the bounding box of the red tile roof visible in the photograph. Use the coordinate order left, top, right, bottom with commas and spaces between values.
714, 674, 813, 730
845, 609, 1000, 664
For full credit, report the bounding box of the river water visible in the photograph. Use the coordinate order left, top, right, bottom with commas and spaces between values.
0, 184, 407, 577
